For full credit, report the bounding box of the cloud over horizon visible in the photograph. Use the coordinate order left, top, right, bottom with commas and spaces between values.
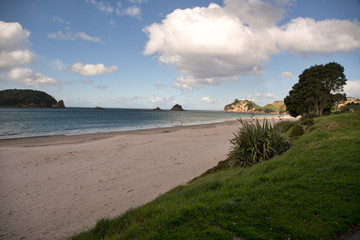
5, 67, 65, 87
201, 96, 217, 103
143, 0, 360, 91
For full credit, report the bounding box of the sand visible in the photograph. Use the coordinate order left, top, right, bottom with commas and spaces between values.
0, 116, 293, 240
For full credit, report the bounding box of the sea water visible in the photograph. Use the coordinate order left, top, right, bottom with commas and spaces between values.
0, 108, 276, 139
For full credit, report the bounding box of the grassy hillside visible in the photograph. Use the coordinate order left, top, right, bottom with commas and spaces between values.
72, 112, 360, 240
261, 101, 286, 113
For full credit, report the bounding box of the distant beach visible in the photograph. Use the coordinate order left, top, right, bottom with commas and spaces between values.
0, 115, 295, 239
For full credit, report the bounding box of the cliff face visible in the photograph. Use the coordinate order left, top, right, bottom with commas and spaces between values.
224, 99, 285, 114
224, 99, 258, 113
0, 89, 65, 108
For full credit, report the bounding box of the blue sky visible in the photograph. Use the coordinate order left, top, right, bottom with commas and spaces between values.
0, 0, 359, 110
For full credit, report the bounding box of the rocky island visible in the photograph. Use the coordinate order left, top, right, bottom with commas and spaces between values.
0, 89, 65, 108
171, 104, 185, 111
152, 107, 163, 111
224, 99, 285, 114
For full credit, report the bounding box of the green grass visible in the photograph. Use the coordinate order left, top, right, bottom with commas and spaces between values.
71, 112, 360, 240
261, 101, 286, 113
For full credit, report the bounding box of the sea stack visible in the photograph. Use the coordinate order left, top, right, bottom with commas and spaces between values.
171, 104, 184, 111
152, 107, 163, 111
57, 100, 65, 108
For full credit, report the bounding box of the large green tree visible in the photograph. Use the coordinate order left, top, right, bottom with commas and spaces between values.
285, 62, 347, 118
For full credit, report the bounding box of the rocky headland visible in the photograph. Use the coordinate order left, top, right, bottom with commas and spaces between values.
0, 89, 65, 108
224, 99, 285, 114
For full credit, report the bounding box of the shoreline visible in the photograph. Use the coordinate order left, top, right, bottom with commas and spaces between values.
0, 120, 238, 147
0, 115, 295, 240
0, 114, 292, 146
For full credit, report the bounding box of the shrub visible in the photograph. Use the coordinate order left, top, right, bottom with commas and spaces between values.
274, 120, 297, 133
289, 125, 304, 137
301, 118, 314, 126
227, 119, 291, 167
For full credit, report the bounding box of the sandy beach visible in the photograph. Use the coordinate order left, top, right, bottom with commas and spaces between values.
0, 116, 292, 240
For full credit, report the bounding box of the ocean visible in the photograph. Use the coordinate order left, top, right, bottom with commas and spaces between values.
0, 107, 275, 140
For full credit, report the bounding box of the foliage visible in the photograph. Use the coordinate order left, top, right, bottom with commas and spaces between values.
284, 83, 313, 118
300, 118, 314, 126
340, 102, 360, 113
71, 112, 360, 240
0, 89, 59, 108
227, 119, 291, 167
284, 62, 347, 118
274, 120, 298, 133
289, 124, 304, 137
261, 101, 286, 113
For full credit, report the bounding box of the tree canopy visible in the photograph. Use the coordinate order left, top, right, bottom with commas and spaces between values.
284, 62, 347, 118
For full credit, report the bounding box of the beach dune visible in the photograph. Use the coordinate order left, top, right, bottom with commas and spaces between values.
0, 117, 292, 239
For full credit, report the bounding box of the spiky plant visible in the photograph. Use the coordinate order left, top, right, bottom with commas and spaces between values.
227, 118, 291, 167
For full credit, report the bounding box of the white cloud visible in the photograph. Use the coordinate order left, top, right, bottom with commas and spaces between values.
271, 17, 360, 54
48, 28, 103, 43
122, 6, 141, 18
0, 50, 35, 71
48, 30, 75, 40
87, 0, 115, 14
344, 79, 360, 98
150, 96, 163, 104
88, 0, 141, 18
247, 92, 278, 103
70, 62, 118, 76
5, 67, 65, 87
75, 32, 103, 43
150, 96, 174, 105
224, 0, 285, 28
0, 21, 35, 71
143, 0, 360, 91
280, 71, 294, 78
144, 3, 272, 80
172, 76, 218, 91
201, 96, 217, 103
129, 0, 147, 3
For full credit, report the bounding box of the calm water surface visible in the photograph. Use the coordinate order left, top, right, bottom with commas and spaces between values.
0, 107, 276, 139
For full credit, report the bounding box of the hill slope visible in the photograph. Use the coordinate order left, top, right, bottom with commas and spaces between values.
224, 99, 285, 113
72, 112, 360, 240
0, 89, 65, 108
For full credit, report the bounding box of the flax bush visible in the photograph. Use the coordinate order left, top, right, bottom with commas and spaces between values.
227, 118, 291, 167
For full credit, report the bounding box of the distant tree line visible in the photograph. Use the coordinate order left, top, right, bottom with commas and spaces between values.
0, 89, 64, 108
284, 62, 347, 119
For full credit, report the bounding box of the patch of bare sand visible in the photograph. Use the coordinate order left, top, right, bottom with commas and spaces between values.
0, 116, 293, 239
